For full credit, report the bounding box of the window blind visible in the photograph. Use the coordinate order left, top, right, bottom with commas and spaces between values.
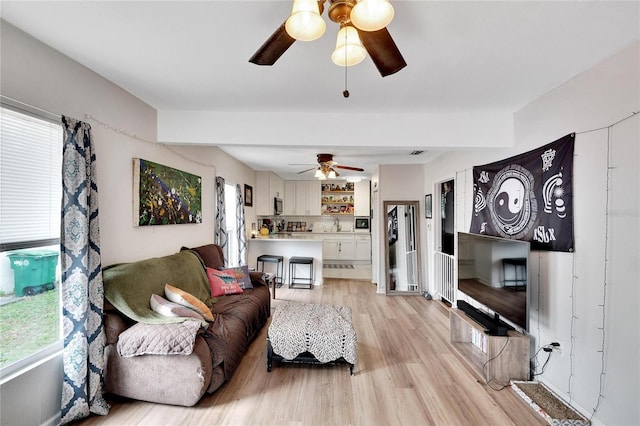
0, 106, 62, 249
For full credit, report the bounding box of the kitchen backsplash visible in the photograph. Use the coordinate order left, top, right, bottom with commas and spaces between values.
256, 215, 354, 232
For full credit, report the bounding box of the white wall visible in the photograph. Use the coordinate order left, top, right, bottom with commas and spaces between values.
374, 164, 425, 294
423, 42, 639, 425
0, 20, 257, 425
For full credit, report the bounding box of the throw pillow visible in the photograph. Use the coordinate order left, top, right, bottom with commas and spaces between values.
117, 320, 201, 357
206, 268, 244, 297
150, 294, 205, 321
164, 283, 214, 321
221, 265, 253, 289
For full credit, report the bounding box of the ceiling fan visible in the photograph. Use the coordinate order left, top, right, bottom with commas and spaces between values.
249, 0, 406, 78
298, 153, 365, 180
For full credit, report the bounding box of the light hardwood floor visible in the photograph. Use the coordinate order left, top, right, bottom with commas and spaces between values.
81, 279, 544, 426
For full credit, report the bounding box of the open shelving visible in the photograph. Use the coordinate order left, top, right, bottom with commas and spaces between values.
321, 183, 354, 215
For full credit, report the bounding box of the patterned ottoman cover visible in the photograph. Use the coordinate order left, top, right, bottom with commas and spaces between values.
267, 302, 357, 373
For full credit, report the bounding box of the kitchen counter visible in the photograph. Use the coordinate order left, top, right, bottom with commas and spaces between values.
248, 237, 324, 286
252, 231, 365, 239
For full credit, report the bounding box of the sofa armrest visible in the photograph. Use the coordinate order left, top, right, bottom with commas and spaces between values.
249, 271, 267, 288
104, 312, 128, 345
104, 336, 213, 407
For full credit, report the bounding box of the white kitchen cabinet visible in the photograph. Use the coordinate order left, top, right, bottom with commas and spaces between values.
355, 234, 372, 262
256, 171, 284, 216
354, 180, 370, 216
281, 180, 321, 216
323, 234, 355, 260
295, 181, 321, 216
284, 181, 296, 215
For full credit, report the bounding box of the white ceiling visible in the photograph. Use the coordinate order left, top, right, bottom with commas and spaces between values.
2, 1, 638, 180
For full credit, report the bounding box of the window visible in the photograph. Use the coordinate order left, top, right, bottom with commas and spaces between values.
0, 104, 63, 374
225, 184, 238, 266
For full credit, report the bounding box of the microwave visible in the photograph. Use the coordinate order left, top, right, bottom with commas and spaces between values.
274, 197, 283, 215
354, 216, 370, 231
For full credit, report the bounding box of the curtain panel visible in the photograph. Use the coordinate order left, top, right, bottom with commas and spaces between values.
60, 116, 109, 423
236, 183, 247, 265
215, 176, 227, 261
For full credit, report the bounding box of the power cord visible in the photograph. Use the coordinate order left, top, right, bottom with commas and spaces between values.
477, 335, 511, 391
531, 342, 560, 377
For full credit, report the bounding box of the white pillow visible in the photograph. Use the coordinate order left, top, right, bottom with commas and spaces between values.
150, 294, 205, 321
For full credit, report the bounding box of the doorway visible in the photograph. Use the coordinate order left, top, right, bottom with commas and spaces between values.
440, 179, 455, 255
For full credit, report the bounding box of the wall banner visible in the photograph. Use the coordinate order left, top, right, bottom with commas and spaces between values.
470, 133, 575, 252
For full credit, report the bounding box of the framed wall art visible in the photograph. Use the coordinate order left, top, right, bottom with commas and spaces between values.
244, 184, 253, 207
133, 158, 202, 226
425, 194, 433, 219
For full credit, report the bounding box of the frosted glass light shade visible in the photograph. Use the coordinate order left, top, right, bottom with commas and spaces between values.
314, 168, 324, 178
285, 0, 326, 41
350, 0, 394, 32
331, 25, 366, 67
327, 169, 337, 179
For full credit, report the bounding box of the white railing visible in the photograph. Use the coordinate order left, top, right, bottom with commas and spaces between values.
435, 251, 455, 303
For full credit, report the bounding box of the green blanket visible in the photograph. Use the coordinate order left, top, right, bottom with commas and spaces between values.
103, 250, 212, 326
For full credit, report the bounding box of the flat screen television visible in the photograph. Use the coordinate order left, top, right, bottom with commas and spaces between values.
457, 232, 530, 333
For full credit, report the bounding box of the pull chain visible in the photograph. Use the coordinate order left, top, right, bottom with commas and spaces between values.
343, 24, 350, 98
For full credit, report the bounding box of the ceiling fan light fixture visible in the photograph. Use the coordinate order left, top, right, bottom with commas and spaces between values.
285, 0, 327, 41
350, 0, 394, 32
314, 168, 325, 178
327, 168, 338, 179
331, 24, 366, 67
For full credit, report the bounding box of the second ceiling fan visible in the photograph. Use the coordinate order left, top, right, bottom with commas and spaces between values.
249, 0, 406, 77
298, 153, 365, 180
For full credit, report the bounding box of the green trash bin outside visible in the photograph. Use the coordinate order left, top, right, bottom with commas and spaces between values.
7, 249, 59, 297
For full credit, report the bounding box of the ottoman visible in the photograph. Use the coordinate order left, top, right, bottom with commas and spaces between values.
267, 303, 357, 375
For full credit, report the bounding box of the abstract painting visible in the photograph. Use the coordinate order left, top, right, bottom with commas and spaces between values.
133, 158, 202, 226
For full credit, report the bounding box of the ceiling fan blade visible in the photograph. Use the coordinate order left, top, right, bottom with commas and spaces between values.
335, 165, 365, 172
357, 27, 407, 77
297, 167, 317, 174
249, 22, 295, 66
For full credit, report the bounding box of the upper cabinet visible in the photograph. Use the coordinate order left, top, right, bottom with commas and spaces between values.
354, 180, 371, 216
256, 171, 284, 216
284, 181, 297, 215
295, 181, 321, 216
282, 180, 321, 216
270, 179, 369, 217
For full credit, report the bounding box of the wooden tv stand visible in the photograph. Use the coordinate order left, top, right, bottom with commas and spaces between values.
449, 308, 530, 382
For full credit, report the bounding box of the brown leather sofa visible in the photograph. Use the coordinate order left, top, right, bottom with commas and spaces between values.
102, 244, 270, 406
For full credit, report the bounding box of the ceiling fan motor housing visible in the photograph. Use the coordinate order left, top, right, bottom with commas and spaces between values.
317, 153, 336, 164
328, 0, 357, 24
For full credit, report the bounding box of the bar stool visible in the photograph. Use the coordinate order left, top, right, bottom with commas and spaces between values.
502, 258, 527, 291
289, 256, 314, 289
257, 255, 284, 288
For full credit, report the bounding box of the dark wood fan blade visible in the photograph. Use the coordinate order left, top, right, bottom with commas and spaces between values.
297, 167, 317, 174
249, 22, 295, 65
335, 165, 365, 172
357, 27, 407, 77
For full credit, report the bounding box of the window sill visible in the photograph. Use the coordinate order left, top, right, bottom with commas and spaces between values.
0, 341, 63, 385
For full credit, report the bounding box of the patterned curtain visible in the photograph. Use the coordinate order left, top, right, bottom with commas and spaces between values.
60, 117, 109, 423
236, 184, 247, 265
215, 176, 227, 262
